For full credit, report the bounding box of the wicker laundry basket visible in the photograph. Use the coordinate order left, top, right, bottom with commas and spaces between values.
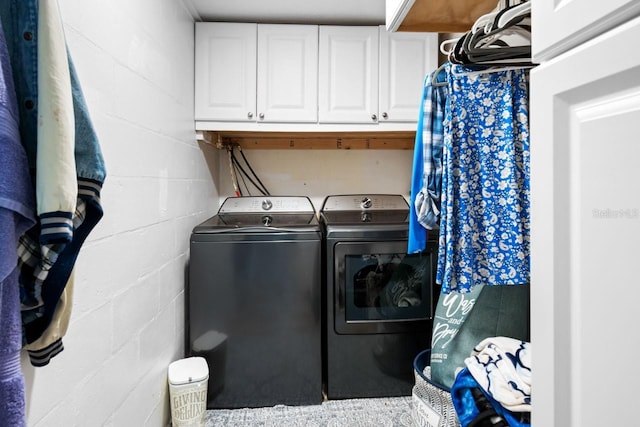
411, 349, 461, 427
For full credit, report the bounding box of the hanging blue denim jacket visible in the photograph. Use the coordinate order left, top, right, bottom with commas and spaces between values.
1, 0, 107, 366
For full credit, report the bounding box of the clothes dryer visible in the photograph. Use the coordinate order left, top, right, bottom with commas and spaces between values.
320, 194, 439, 399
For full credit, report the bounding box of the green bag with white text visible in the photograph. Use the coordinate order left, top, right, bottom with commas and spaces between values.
429, 283, 530, 389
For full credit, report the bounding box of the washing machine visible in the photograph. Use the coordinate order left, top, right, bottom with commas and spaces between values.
188, 196, 323, 408
320, 194, 439, 399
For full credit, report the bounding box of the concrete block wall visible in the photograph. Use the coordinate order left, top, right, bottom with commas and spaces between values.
19, 1, 219, 426
16, 1, 416, 425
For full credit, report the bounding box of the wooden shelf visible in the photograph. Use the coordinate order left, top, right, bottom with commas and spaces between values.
199, 130, 416, 150
396, 0, 497, 33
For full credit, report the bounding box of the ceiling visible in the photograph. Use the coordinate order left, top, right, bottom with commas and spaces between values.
182, 0, 387, 26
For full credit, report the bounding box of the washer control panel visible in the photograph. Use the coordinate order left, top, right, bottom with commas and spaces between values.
321, 194, 409, 211
219, 196, 315, 214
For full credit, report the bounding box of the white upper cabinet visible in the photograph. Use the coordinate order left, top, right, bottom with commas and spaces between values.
532, 0, 640, 62
379, 26, 437, 122
318, 26, 379, 124
195, 22, 257, 122
195, 23, 318, 123
195, 23, 436, 131
257, 24, 318, 123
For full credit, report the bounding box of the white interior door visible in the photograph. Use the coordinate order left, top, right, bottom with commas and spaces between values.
530, 15, 640, 427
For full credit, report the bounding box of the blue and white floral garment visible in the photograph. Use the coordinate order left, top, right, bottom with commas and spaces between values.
437, 63, 530, 293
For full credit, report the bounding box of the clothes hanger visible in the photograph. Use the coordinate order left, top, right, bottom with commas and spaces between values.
497, 1, 531, 29
480, 0, 529, 33
463, 3, 531, 65
472, 0, 528, 34
472, 0, 511, 34
473, 10, 501, 34
450, 64, 534, 78
431, 62, 448, 87
444, 0, 531, 67
465, 21, 531, 64
449, 32, 474, 65
440, 37, 459, 56
436, 0, 533, 77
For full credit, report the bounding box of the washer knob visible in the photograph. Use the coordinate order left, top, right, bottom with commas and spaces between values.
360, 197, 372, 209
262, 199, 273, 211
262, 215, 273, 226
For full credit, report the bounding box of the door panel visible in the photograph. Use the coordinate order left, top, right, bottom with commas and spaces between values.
530, 16, 640, 426
257, 24, 318, 123
195, 23, 257, 121
379, 27, 437, 122
318, 26, 379, 123
532, 0, 640, 62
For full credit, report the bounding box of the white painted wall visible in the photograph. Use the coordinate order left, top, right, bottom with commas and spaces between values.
19, 1, 219, 426
217, 149, 414, 210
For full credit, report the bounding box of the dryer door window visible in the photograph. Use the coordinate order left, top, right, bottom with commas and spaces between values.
333, 240, 437, 334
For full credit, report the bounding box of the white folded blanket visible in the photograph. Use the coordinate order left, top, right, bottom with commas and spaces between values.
464, 336, 531, 412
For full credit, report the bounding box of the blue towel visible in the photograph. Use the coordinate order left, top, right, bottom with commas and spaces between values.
1, 20, 35, 427
0, 269, 27, 427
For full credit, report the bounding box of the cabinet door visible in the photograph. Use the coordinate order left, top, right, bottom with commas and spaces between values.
530, 16, 640, 427
195, 22, 257, 121
257, 24, 318, 123
379, 27, 437, 122
532, 0, 640, 62
318, 26, 379, 123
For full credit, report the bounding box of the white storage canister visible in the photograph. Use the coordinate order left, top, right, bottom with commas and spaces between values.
168, 357, 209, 427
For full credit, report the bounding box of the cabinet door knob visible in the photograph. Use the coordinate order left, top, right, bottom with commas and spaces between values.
259, 113, 265, 119
247, 112, 253, 119
382, 112, 388, 119
371, 114, 377, 121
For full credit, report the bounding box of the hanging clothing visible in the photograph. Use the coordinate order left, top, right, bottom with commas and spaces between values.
0, 269, 28, 427
437, 62, 530, 293
0, 0, 106, 366
37, 0, 77, 222
408, 76, 431, 253
0, 17, 35, 427
408, 69, 447, 253
408, 78, 429, 253
21, 53, 105, 365
23, 271, 73, 366
416, 71, 447, 231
